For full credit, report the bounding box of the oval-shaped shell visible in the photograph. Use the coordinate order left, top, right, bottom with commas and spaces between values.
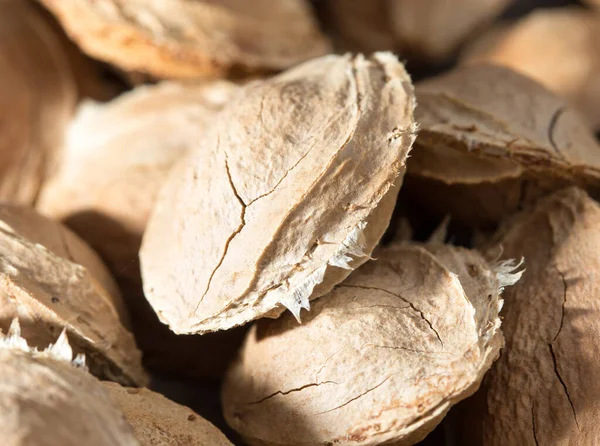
0, 0, 76, 204
461, 8, 600, 129
406, 63, 600, 227
0, 342, 138, 446
222, 243, 515, 446
38, 0, 330, 79
140, 52, 417, 334
103, 382, 233, 446
328, 0, 511, 62
451, 187, 600, 445
0, 204, 147, 386
37, 80, 237, 282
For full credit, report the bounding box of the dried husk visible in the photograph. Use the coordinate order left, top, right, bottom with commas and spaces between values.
406, 63, 600, 228
222, 243, 519, 446
38, 0, 330, 79
140, 52, 417, 334
327, 0, 512, 62
0, 204, 147, 386
0, 322, 139, 446
0, 0, 76, 205
450, 187, 600, 445
103, 382, 233, 446
461, 8, 600, 130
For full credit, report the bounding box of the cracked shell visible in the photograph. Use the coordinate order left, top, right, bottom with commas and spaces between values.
38, 0, 330, 79
405, 63, 600, 228
327, 0, 511, 62
0, 0, 76, 205
0, 326, 139, 446
140, 52, 417, 334
221, 242, 517, 446
461, 8, 600, 130
0, 204, 147, 386
37, 80, 237, 284
451, 187, 600, 445
103, 382, 233, 446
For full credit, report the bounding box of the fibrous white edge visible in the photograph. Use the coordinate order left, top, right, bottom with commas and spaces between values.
493, 257, 525, 293
277, 221, 369, 322
0, 318, 87, 369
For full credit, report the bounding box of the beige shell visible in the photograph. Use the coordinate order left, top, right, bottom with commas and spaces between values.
38, 0, 330, 79
140, 52, 417, 334
0, 204, 147, 386
405, 63, 600, 227
451, 187, 600, 445
222, 243, 520, 446
328, 0, 511, 62
0, 325, 139, 446
461, 8, 600, 130
37, 80, 237, 283
0, 0, 76, 205
103, 382, 233, 446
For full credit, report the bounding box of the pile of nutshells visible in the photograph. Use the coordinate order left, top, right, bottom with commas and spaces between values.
2, 0, 599, 445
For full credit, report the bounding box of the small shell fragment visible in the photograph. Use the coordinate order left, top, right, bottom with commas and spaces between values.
38, 0, 331, 79
451, 187, 600, 445
222, 243, 520, 446
140, 52, 417, 334
103, 382, 233, 446
0, 204, 147, 386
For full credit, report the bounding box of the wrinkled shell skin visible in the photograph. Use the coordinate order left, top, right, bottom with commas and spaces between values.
0, 205, 147, 386
38, 80, 237, 282
103, 382, 233, 446
141, 53, 416, 334
452, 187, 600, 445
462, 8, 600, 129
222, 243, 505, 446
0, 349, 138, 446
406, 63, 600, 227
328, 0, 511, 61
0, 0, 76, 204
38, 0, 330, 79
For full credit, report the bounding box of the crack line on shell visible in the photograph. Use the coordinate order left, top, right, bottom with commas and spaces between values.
553, 267, 567, 342
548, 343, 579, 429
338, 284, 444, 346
193, 151, 246, 313
315, 375, 392, 415
531, 404, 540, 446
547, 106, 566, 156
246, 381, 338, 405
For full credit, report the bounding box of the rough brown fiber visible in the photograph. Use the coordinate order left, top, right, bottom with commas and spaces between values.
462, 8, 600, 130
451, 187, 600, 445
140, 52, 417, 334
328, 0, 511, 62
406, 63, 600, 228
0, 204, 147, 386
38, 0, 330, 79
0, 0, 76, 205
0, 325, 139, 446
37, 80, 237, 284
103, 382, 233, 446
222, 243, 519, 446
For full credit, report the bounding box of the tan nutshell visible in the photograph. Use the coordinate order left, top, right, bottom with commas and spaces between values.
38, 0, 330, 79
0, 204, 147, 386
451, 187, 600, 445
0, 323, 139, 446
222, 243, 521, 446
405, 63, 600, 227
0, 0, 76, 205
103, 382, 233, 446
328, 0, 511, 62
37, 80, 237, 283
462, 8, 600, 129
140, 52, 417, 334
